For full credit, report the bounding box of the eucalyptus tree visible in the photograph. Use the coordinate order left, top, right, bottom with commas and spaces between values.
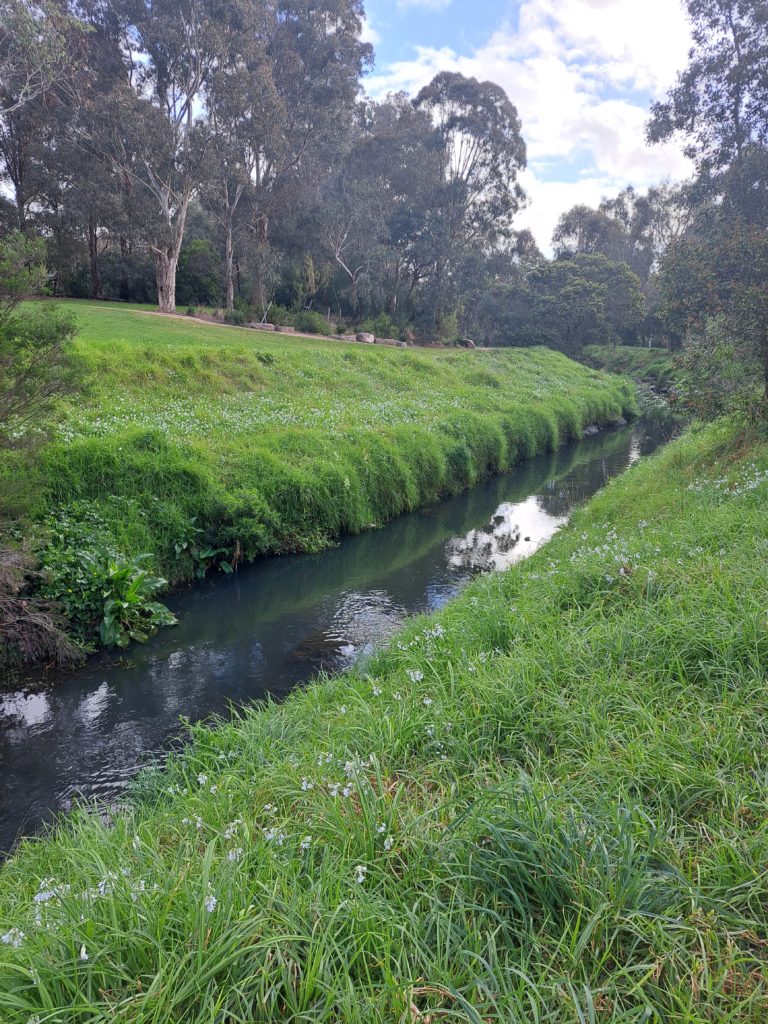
647, 0, 768, 215
413, 72, 527, 335
0, 0, 83, 116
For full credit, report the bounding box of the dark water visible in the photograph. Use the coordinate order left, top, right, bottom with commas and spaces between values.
0, 423, 668, 852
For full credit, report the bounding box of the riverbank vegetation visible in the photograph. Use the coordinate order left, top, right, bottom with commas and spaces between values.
0, 300, 634, 666
1, 419, 767, 1020
583, 345, 677, 390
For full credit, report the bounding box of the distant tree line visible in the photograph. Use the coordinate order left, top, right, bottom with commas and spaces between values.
0, 0, 766, 363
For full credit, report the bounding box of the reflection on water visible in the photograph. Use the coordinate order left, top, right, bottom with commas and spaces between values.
0, 422, 667, 851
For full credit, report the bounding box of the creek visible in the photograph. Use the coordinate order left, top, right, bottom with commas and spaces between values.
0, 421, 669, 852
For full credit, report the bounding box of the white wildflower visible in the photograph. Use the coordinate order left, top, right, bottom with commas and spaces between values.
407, 670, 424, 683
1, 927, 24, 948
197, 774, 208, 785
204, 893, 217, 913
300, 836, 312, 851
384, 836, 394, 852
354, 865, 367, 884
79, 944, 89, 961
227, 848, 243, 862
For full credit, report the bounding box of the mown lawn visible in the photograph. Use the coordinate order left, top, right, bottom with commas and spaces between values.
1, 420, 767, 1021
2, 301, 634, 582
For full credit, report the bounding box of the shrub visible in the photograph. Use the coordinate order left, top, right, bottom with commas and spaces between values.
37, 503, 175, 649
224, 308, 246, 327
185, 305, 197, 317
358, 312, 400, 340
267, 304, 291, 326
293, 310, 330, 335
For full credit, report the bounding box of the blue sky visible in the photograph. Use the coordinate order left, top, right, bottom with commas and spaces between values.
361, 0, 694, 251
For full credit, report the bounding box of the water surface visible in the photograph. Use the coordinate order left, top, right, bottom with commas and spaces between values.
0, 423, 667, 851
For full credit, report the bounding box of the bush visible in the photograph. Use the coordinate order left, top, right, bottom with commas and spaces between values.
293, 310, 330, 335
185, 305, 197, 317
266, 304, 292, 326
678, 317, 761, 421
224, 308, 246, 327
358, 312, 400, 340
37, 503, 176, 649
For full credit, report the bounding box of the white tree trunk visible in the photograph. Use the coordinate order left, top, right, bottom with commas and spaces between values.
153, 190, 192, 314
225, 221, 235, 312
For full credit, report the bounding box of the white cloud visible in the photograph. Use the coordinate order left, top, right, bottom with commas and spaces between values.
367, 0, 695, 251
360, 16, 380, 46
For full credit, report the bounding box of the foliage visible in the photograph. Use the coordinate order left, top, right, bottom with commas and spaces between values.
3, 423, 768, 1019
0, 233, 80, 449
357, 312, 400, 340
177, 240, 222, 308
37, 502, 174, 649
292, 310, 331, 335
223, 308, 246, 326
677, 316, 762, 420
583, 345, 677, 390
99, 556, 176, 648
173, 517, 233, 580
478, 254, 644, 352
647, 0, 768, 196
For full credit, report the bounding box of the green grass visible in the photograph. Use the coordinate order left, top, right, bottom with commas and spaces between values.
584, 345, 677, 389
2, 419, 768, 1021
3, 301, 634, 584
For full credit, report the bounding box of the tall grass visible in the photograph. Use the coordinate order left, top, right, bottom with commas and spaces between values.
1, 420, 767, 1021
583, 344, 677, 390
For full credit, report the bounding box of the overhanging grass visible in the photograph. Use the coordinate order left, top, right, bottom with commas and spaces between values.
1, 420, 767, 1020
3, 302, 635, 583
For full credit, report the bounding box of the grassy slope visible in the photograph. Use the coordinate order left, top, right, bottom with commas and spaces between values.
584, 345, 677, 389
3, 301, 634, 580
2, 421, 768, 1021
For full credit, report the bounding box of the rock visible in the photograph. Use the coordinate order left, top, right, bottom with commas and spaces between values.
375, 337, 401, 347
340, 334, 358, 342
275, 325, 296, 334
461, 338, 476, 349
252, 322, 275, 331
583, 424, 600, 438
356, 332, 375, 344
396, 341, 408, 348
613, 415, 628, 427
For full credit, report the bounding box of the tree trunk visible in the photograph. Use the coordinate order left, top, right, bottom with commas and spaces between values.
88, 220, 100, 299
154, 250, 179, 313
225, 220, 235, 312
153, 190, 192, 313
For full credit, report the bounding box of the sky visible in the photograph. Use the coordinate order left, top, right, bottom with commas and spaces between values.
361, 0, 695, 253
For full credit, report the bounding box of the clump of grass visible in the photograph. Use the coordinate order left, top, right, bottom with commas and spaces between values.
1, 420, 768, 1020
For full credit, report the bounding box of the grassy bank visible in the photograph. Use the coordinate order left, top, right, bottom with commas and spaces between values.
584, 344, 677, 389
1, 420, 767, 1020
1, 301, 633, 657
